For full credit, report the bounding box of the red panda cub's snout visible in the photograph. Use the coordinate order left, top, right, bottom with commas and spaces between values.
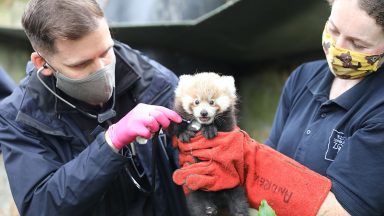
174, 72, 237, 141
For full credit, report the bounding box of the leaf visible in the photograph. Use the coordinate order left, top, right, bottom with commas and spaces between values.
258, 200, 276, 216
249, 208, 258, 216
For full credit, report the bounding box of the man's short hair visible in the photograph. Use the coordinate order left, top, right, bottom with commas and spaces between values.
22, 0, 104, 55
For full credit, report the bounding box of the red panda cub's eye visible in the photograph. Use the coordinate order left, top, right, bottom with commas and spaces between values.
209, 100, 215, 106
194, 99, 200, 105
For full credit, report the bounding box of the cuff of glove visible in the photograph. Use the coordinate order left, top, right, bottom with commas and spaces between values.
246, 144, 331, 216
105, 131, 119, 153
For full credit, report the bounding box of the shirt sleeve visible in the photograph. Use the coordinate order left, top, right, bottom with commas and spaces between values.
327, 120, 384, 216
265, 65, 303, 148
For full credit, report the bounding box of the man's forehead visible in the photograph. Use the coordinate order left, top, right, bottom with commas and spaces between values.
53, 19, 113, 64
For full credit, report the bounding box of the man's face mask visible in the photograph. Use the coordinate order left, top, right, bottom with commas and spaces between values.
53, 58, 116, 105
322, 22, 384, 79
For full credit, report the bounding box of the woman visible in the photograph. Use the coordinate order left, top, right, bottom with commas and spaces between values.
172, 0, 384, 215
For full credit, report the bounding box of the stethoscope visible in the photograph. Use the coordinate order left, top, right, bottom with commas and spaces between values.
122, 130, 167, 194
36, 63, 191, 215
36, 64, 158, 194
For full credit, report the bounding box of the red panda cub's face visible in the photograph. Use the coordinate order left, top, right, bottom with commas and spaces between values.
175, 72, 237, 125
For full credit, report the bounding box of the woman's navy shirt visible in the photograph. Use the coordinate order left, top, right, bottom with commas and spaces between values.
266, 60, 384, 216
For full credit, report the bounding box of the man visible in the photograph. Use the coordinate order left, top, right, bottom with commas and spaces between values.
0, 0, 187, 215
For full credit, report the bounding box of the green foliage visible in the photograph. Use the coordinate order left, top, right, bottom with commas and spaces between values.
257, 200, 276, 216
249, 199, 277, 216
0, 0, 34, 82
0, 43, 30, 82
249, 208, 258, 216
0, 0, 28, 27
238, 68, 289, 141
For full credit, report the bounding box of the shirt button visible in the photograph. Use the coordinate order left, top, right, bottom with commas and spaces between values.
321, 113, 327, 118
306, 129, 311, 135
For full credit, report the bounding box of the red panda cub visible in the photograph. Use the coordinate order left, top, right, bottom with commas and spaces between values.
173, 72, 249, 216
174, 72, 237, 142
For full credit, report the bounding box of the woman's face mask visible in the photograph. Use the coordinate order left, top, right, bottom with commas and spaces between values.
322, 22, 384, 79
53, 58, 116, 105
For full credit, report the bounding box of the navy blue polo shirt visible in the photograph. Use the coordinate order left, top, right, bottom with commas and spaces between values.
265, 60, 384, 216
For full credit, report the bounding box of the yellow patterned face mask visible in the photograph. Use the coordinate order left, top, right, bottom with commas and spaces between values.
322, 22, 384, 79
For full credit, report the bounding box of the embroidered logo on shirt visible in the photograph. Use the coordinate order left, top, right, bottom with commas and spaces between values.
325, 129, 346, 161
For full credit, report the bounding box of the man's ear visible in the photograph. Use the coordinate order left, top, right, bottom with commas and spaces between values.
31, 52, 54, 76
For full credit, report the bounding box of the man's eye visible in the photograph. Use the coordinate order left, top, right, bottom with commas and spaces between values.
73, 62, 88, 69
101, 48, 112, 58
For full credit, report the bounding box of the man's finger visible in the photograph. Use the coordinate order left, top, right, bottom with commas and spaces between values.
155, 106, 182, 123
135, 125, 152, 139
150, 110, 171, 128
143, 115, 160, 133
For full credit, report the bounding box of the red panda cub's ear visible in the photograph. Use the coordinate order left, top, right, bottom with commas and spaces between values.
221, 76, 236, 99
175, 75, 193, 97
178, 75, 193, 85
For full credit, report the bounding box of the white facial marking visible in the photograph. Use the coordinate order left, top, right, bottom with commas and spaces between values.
215, 96, 230, 112
193, 101, 216, 124
181, 95, 194, 114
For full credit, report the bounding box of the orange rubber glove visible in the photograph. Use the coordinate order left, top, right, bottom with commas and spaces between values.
172, 129, 332, 216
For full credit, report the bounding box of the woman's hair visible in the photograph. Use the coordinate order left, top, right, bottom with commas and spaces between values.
327, 0, 384, 30
359, 0, 384, 29
22, 0, 104, 55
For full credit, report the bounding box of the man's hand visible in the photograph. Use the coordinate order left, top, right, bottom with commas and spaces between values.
106, 103, 182, 150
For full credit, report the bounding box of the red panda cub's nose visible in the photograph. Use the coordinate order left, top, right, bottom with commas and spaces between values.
200, 110, 208, 117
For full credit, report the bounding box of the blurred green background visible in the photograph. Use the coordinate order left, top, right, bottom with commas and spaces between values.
0, 1, 331, 215
0, 0, 330, 141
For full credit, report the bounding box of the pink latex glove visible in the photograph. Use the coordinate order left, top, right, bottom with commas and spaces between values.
106, 103, 182, 150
